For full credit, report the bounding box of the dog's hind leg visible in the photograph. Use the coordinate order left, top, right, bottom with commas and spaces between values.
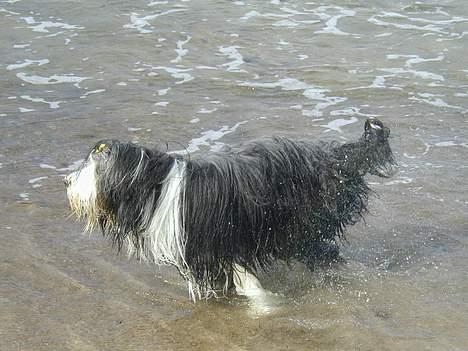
233, 264, 281, 315
232, 264, 265, 297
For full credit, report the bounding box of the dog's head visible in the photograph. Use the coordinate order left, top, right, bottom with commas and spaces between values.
361, 118, 396, 177
64, 140, 157, 234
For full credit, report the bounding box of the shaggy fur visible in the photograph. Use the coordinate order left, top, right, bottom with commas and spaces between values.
65, 118, 395, 299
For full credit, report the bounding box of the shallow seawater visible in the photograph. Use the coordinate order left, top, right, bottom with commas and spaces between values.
1, 0, 467, 350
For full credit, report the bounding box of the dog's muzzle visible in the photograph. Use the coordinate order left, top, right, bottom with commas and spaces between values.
63, 175, 71, 187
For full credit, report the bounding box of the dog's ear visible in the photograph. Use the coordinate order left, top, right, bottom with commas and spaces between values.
94, 142, 111, 157
364, 118, 390, 142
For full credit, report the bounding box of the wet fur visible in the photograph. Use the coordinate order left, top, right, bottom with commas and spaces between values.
66, 118, 395, 298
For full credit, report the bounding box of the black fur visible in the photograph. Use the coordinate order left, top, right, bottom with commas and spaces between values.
68, 118, 395, 294
183, 119, 394, 288
91, 140, 176, 254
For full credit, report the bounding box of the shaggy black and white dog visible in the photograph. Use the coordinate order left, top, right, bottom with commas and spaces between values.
65, 118, 395, 300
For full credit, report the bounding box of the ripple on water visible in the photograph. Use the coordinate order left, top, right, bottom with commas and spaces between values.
145, 65, 194, 85
20, 95, 63, 109
16, 72, 90, 86
302, 91, 347, 118
172, 121, 248, 154
80, 89, 106, 99
124, 9, 188, 34
20, 16, 84, 33
6, 59, 49, 71
368, 10, 468, 38
318, 117, 359, 133
28, 176, 48, 189
218, 46, 247, 73
239, 78, 346, 118
409, 93, 466, 111
312, 6, 356, 36
171, 35, 191, 64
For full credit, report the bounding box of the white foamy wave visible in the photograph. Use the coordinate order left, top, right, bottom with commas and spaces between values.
330, 107, 378, 117
19, 193, 30, 201
7, 59, 49, 70
387, 53, 445, 68
148, 1, 168, 5
80, 89, 106, 99
369, 75, 388, 88
302, 91, 347, 118
272, 19, 299, 27
13, 44, 31, 48
28, 176, 48, 188
239, 78, 345, 118
319, 117, 359, 133
345, 72, 405, 91
248, 5, 356, 32
20, 95, 63, 109
148, 66, 193, 84
1, 7, 19, 15
16, 72, 90, 86
383, 176, 413, 186
381, 53, 446, 81
21, 16, 84, 33
347, 53, 446, 91
19, 107, 35, 113
380, 67, 444, 81
240, 78, 310, 91
174, 121, 248, 154
197, 107, 217, 114
39, 164, 57, 170
218, 46, 247, 72
240, 10, 290, 21
313, 6, 356, 36
171, 35, 191, 64
368, 11, 467, 38
196, 65, 218, 71
124, 9, 187, 34
375, 32, 393, 37
241, 7, 319, 27
158, 88, 171, 96
409, 93, 465, 111
434, 141, 468, 148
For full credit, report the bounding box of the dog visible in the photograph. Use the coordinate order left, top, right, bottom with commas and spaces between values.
65, 118, 395, 300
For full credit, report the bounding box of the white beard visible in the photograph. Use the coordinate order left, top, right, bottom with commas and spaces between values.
65, 158, 98, 230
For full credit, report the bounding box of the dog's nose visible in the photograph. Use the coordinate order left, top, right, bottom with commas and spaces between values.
63, 176, 70, 187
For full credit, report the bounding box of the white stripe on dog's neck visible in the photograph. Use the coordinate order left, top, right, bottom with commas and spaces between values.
141, 159, 189, 273
128, 159, 222, 301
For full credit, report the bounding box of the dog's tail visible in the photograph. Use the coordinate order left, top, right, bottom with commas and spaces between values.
362, 118, 390, 144
361, 118, 396, 177
335, 118, 396, 178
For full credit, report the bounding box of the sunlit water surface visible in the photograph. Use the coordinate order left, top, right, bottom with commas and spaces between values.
1, 0, 467, 350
